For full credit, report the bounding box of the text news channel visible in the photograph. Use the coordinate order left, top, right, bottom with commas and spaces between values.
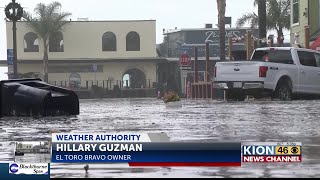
0, 132, 304, 179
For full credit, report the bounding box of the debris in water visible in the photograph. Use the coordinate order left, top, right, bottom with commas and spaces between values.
49, 129, 60, 134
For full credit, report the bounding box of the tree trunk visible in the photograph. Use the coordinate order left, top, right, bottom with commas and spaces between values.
258, 0, 267, 47
43, 39, 49, 83
277, 28, 284, 47
217, 0, 226, 61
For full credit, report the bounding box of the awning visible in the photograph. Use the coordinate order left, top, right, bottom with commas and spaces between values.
310, 36, 320, 50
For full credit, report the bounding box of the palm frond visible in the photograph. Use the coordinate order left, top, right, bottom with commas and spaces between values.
240, 0, 290, 33
236, 12, 258, 28
22, 11, 33, 21
250, 13, 259, 28
46, 1, 62, 17
23, 2, 72, 41
34, 3, 46, 21
51, 12, 72, 33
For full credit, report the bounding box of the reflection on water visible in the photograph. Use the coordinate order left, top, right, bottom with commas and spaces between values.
1, 98, 320, 178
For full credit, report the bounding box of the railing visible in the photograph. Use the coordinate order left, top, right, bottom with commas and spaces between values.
49, 79, 155, 90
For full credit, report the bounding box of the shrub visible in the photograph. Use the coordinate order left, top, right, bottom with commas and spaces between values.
163, 91, 181, 103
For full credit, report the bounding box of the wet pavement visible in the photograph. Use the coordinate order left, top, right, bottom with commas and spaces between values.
1, 98, 320, 178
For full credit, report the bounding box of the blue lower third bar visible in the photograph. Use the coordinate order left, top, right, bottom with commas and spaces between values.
51, 142, 241, 163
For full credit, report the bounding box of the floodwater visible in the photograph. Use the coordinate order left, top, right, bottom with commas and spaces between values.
14, 153, 51, 163
1, 98, 320, 178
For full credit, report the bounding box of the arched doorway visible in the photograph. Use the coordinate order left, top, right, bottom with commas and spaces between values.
122, 68, 146, 88
69, 73, 81, 89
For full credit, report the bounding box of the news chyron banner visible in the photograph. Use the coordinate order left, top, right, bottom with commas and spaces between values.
51, 133, 241, 166
242, 142, 302, 163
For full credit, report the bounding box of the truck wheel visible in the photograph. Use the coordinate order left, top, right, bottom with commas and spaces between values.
275, 84, 292, 101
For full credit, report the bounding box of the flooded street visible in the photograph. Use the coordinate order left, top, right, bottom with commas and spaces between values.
1, 98, 320, 178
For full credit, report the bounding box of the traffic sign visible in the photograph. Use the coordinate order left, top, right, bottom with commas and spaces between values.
7, 49, 13, 65
179, 66, 191, 71
179, 53, 191, 66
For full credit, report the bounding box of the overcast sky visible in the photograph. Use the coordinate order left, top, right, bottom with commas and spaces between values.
0, 0, 289, 79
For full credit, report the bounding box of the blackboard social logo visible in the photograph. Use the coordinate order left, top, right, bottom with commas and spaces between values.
9, 163, 19, 173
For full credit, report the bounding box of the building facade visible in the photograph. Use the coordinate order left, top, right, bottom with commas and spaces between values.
158, 26, 259, 95
5, 20, 164, 92
16, 143, 33, 153
290, 0, 320, 47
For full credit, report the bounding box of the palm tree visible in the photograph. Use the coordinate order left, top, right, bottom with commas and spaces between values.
257, 0, 267, 46
217, 0, 226, 61
236, 0, 290, 46
23, 2, 72, 82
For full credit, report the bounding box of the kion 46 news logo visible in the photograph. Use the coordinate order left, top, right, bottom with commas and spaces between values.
242, 142, 302, 163
9, 163, 49, 175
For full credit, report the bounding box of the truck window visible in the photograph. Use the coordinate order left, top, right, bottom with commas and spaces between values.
314, 53, 320, 67
251, 50, 293, 64
297, 51, 317, 67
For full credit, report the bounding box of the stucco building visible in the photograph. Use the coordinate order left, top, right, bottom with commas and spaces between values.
290, 0, 320, 48
15, 142, 33, 153
5, 20, 165, 93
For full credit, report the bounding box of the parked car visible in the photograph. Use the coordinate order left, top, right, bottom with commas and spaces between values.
213, 47, 320, 101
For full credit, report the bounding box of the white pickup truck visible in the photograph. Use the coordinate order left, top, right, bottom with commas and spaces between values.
213, 47, 320, 101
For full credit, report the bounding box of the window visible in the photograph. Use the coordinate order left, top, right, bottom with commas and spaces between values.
126, 31, 140, 51
251, 50, 294, 64
49, 32, 64, 52
24, 32, 39, 52
292, 0, 299, 25
297, 51, 317, 67
102, 32, 117, 51
314, 53, 320, 67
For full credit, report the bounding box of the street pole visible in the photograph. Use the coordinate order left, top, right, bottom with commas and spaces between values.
13, 18, 17, 78
5, 0, 23, 79
12, 0, 18, 79
228, 33, 233, 61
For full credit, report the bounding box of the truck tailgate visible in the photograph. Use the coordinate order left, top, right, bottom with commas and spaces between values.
215, 61, 262, 82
